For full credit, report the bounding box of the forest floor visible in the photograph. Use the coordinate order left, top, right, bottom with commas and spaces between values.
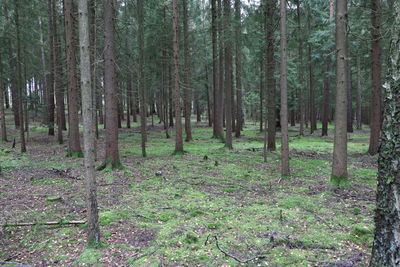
0, 113, 377, 266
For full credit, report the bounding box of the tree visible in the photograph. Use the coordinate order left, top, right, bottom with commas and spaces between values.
47, 0, 55, 136
368, 0, 382, 155
78, 0, 100, 248
296, 0, 305, 136
369, 2, 400, 264
265, 0, 276, 151
102, 0, 121, 169
182, 0, 192, 142
172, 0, 184, 153
14, 0, 26, 153
280, 0, 289, 176
138, 0, 146, 157
234, 0, 242, 138
224, 0, 233, 150
0, 51, 7, 142
331, 0, 348, 185
64, 0, 82, 157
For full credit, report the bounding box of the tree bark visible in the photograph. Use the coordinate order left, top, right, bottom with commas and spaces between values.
331, 0, 348, 184
182, 0, 192, 142
223, 0, 233, 150
172, 0, 184, 153
212, 0, 222, 139
347, 59, 353, 133
78, 0, 101, 248
47, 0, 55, 136
369, 3, 400, 264
0, 51, 7, 142
280, 0, 290, 176
234, 0, 242, 137
64, 0, 82, 156
356, 56, 362, 130
265, 0, 276, 151
138, 0, 147, 157
368, 0, 382, 155
322, 61, 330, 136
102, 0, 121, 168
14, 0, 26, 153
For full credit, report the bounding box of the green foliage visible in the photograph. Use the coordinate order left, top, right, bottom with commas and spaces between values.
78, 249, 103, 265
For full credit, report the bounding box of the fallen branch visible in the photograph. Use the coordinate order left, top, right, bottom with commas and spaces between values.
205, 235, 267, 264
49, 168, 81, 180
3, 220, 86, 227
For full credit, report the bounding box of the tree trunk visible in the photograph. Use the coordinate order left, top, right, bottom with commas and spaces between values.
39, 17, 49, 126
369, 3, 400, 264
347, 60, 353, 133
368, 0, 382, 155
64, 0, 82, 156
223, 0, 233, 150
356, 56, 362, 130
53, 0, 63, 144
78, 0, 101, 248
212, 0, 223, 139
172, 0, 184, 153
331, 0, 348, 185
138, 0, 147, 157
47, 0, 55, 136
235, 0, 242, 137
259, 59, 264, 133
322, 61, 330, 136
280, 0, 289, 176
0, 52, 7, 142
266, 0, 276, 151
182, 0, 192, 142
102, 0, 121, 169
14, 0, 26, 152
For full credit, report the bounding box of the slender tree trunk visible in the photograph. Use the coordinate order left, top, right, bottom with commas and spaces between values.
266, 0, 276, 151
0, 52, 7, 142
356, 56, 362, 130
64, 0, 82, 156
182, 0, 192, 142
369, 4, 400, 264
78, 0, 100, 248
102, 0, 121, 169
39, 17, 49, 126
307, 8, 316, 133
14, 0, 26, 152
347, 60, 354, 132
47, 0, 55, 136
53, 1, 63, 144
172, 0, 184, 153
280, 0, 289, 176
235, 0, 242, 137
368, 0, 382, 155
322, 61, 330, 136
331, 0, 348, 184
212, 0, 222, 138
223, 0, 233, 149
138, 0, 147, 157
259, 59, 264, 132
216, 0, 225, 139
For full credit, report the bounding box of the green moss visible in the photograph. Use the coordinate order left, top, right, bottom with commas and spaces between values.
78, 248, 103, 265
330, 175, 350, 187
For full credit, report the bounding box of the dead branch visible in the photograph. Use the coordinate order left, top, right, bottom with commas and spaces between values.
49, 168, 81, 180
3, 220, 86, 227
205, 235, 267, 264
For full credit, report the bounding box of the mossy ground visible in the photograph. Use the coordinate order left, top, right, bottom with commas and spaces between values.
0, 113, 377, 266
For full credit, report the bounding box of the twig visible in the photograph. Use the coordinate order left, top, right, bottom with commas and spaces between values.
3, 220, 86, 227
205, 235, 267, 264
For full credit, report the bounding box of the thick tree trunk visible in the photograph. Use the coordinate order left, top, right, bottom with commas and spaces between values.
368, 0, 382, 155
182, 0, 192, 142
172, 0, 184, 153
138, 0, 147, 157
224, 0, 233, 150
102, 0, 121, 168
78, 0, 100, 248
370, 4, 400, 265
64, 0, 82, 156
331, 0, 348, 185
280, 0, 289, 176
266, 0, 276, 151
